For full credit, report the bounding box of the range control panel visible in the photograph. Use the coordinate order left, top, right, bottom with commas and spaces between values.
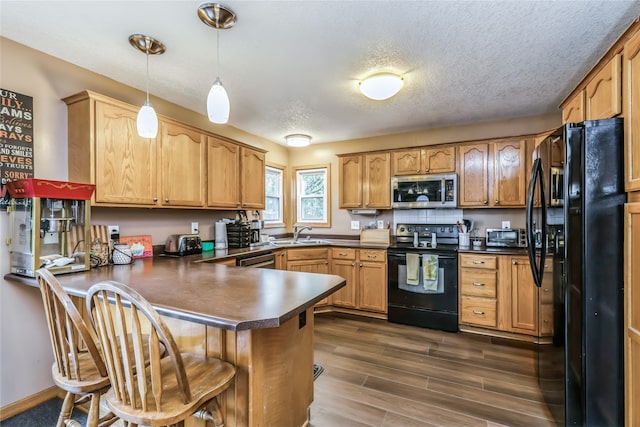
395, 223, 460, 245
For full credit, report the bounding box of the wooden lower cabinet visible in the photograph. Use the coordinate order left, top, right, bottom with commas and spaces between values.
459, 253, 553, 338
329, 248, 387, 314
625, 201, 640, 427
286, 248, 330, 305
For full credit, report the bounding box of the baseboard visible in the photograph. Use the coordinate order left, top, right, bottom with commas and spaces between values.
0, 386, 64, 421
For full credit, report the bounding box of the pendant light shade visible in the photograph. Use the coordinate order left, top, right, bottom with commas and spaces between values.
137, 102, 159, 138
359, 73, 404, 100
198, 3, 236, 125
129, 34, 165, 138
207, 77, 230, 124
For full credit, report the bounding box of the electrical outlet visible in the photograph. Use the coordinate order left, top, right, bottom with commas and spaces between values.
502, 221, 511, 229
108, 225, 120, 241
377, 220, 384, 229
191, 222, 199, 234
351, 220, 360, 230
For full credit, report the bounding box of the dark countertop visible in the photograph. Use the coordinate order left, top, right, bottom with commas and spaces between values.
5, 256, 345, 332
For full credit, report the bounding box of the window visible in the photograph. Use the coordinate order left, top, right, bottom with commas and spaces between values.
264, 165, 284, 226
294, 165, 330, 227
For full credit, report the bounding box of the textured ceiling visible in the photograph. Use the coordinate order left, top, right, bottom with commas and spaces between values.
1, 1, 639, 145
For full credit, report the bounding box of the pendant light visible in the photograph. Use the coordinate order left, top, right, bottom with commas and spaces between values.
129, 34, 166, 138
359, 73, 404, 100
198, 3, 236, 124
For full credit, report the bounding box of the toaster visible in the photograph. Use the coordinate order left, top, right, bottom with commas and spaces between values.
164, 234, 202, 256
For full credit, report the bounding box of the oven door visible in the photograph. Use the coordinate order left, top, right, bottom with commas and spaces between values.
387, 250, 458, 313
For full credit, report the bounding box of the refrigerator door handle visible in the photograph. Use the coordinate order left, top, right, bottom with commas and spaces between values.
526, 158, 547, 287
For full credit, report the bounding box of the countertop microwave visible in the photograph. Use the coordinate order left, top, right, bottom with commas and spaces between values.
391, 174, 457, 209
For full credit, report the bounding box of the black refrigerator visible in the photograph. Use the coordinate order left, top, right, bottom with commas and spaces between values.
526, 118, 625, 426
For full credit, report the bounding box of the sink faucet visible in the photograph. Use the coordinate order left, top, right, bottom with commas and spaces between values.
293, 226, 312, 242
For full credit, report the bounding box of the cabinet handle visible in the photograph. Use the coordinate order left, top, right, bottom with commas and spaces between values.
153, 197, 158, 202
472, 260, 484, 264
543, 288, 550, 292
543, 320, 549, 324
339, 252, 347, 256
483, 200, 488, 205
472, 282, 485, 286
473, 310, 485, 315
368, 254, 377, 259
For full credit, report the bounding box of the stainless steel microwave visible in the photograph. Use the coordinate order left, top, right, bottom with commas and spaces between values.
391, 174, 457, 209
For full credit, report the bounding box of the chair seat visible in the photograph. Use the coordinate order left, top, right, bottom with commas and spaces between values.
104, 354, 235, 426
51, 350, 111, 394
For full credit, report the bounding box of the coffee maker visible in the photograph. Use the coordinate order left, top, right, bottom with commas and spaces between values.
250, 219, 263, 245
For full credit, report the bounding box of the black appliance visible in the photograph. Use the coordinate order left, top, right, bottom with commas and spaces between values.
387, 223, 460, 332
527, 118, 625, 426
226, 222, 250, 248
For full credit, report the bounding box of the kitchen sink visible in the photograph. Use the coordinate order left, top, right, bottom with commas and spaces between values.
270, 238, 330, 246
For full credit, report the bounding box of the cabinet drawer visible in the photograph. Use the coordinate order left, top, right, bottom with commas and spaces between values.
286, 248, 329, 261
460, 296, 497, 328
459, 254, 497, 270
460, 269, 497, 298
359, 249, 386, 263
540, 304, 554, 336
330, 248, 356, 260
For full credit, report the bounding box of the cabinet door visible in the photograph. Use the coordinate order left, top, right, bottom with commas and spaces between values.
422, 146, 456, 174
338, 155, 363, 209
275, 250, 287, 270
240, 147, 266, 210
287, 259, 330, 305
562, 91, 585, 124
458, 144, 489, 207
358, 257, 387, 313
364, 153, 391, 209
510, 257, 538, 335
585, 54, 622, 120
330, 258, 357, 308
94, 101, 158, 206
492, 139, 526, 207
391, 149, 422, 175
625, 202, 640, 427
158, 120, 206, 207
207, 137, 240, 208
624, 30, 640, 192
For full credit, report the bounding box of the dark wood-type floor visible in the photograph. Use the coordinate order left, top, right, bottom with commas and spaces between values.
309, 312, 560, 427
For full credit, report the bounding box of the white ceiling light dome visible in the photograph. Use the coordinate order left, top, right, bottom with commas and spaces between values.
285, 134, 311, 147
359, 73, 404, 100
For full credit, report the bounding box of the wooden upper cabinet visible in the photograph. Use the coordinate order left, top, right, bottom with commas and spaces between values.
65, 92, 159, 207
423, 146, 456, 174
338, 155, 363, 209
562, 91, 585, 124
458, 144, 489, 207
158, 119, 206, 207
240, 146, 266, 210
585, 53, 622, 120
364, 152, 391, 209
391, 149, 421, 175
207, 137, 240, 208
624, 29, 640, 192
492, 139, 527, 207
391, 146, 455, 175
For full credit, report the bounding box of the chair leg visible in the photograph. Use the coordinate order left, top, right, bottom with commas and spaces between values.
86, 391, 101, 427
57, 392, 76, 427
211, 398, 224, 427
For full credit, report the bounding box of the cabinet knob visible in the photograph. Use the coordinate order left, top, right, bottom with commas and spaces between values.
495, 200, 500, 205
472, 282, 485, 286
543, 288, 550, 292
153, 197, 158, 202
351, 262, 355, 266
512, 260, 517, 265
236, 202, 241, 206
483, 200, 488, 205
473, 310, 485, 315
417, 169, 421, 173
359, 263, 363, 267
543, 320, 549, 324
165, 198, 170, 203
425, 168, 430, 172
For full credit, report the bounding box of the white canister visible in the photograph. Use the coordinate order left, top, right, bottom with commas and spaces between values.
458, 232, 470, 247
112, 244, 132, 264
215, 221, 228, 249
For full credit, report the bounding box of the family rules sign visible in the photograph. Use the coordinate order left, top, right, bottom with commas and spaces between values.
0, 88, 34, 209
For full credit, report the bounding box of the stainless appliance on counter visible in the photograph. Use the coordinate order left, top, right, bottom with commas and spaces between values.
391, 174, 457, 209
250, 219, 264, 245
485, 228, 527, 248
387, 223, 460, 332
164, 234, 202, 256
527, 118, 625, 426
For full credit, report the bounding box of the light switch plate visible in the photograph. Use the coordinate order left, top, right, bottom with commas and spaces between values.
351, 220, 360, 230
502, 221, 511, 229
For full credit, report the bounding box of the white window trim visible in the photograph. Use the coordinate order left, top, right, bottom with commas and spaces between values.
263, 164, 285, 228
294, 164, 331, 228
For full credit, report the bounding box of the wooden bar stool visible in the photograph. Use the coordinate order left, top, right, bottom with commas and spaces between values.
86, 281, 236, 427
36, 269, 117, 427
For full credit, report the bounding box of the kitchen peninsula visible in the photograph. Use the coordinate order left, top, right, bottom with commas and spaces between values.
5, 257, 346, 427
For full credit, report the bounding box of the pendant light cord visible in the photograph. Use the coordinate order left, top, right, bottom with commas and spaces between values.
145, 41, 150, 104
216, 20, 220, 75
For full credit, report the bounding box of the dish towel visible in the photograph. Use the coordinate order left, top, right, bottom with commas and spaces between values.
423, 254, 439, 291
406, 253, 420, 286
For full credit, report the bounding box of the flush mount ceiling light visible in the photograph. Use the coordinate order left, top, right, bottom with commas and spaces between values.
359, 73, 404, 100
285, 134, 312, 147
129, 34, 166, 138
198, 2, 236, 124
